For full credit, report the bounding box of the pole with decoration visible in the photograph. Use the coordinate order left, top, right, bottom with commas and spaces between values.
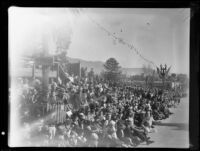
156, 64, 171, 90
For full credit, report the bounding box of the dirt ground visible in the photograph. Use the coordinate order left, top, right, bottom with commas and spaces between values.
138, 94, 189, 148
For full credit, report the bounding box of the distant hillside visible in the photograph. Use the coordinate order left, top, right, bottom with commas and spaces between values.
67, 57, 143, 76
11, 56, 144, 78
67, 57, 105, 74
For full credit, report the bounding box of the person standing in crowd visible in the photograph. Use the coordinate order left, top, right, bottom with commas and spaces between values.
15, 73, 183, 147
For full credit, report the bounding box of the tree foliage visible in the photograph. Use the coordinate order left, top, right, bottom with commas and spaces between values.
103, 58, 121, 81
167, 73, 177, 82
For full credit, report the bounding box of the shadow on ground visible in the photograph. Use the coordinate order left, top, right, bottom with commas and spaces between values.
154, 122, 188, 131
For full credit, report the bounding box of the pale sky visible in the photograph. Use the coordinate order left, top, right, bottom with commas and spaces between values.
9, 7, 190, 75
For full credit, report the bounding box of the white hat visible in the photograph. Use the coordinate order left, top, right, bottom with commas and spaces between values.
91, 133, 99, 140
109, 120, 116, 126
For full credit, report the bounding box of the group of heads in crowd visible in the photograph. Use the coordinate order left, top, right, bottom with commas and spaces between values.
12, 76, 181, 147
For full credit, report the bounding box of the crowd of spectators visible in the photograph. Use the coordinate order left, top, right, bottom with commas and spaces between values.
10, 75, 182, 147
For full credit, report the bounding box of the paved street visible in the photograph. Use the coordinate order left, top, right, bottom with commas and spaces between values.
139, 94, 189, 148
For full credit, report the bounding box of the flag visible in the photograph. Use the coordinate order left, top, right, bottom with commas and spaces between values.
156, 67, 160, 75
58, 64, 71, 84
58, 77, 62, 84
69, 77, 74, 82
166, 66, 171, 76
66, 110, 72, 117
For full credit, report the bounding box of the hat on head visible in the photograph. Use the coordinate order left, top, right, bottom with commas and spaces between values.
91, 133, 99, 140
126, 119, 133, 126
86, 125, 91, 130
79, 113, 85, 119
109, 120, 116, 126
128, 106, 133, 110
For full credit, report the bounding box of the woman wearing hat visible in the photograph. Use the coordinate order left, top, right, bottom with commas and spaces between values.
78, 117, 85, 132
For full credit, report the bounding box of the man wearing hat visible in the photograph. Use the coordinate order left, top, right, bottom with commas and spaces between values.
78, 112, 88, 130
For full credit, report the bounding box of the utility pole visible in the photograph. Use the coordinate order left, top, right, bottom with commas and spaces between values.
32, 63, 35, 80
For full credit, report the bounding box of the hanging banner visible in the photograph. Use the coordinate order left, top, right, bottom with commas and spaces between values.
84, 12, 157, 67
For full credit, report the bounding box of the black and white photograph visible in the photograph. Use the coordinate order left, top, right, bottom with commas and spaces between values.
8, 7, 190, 148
